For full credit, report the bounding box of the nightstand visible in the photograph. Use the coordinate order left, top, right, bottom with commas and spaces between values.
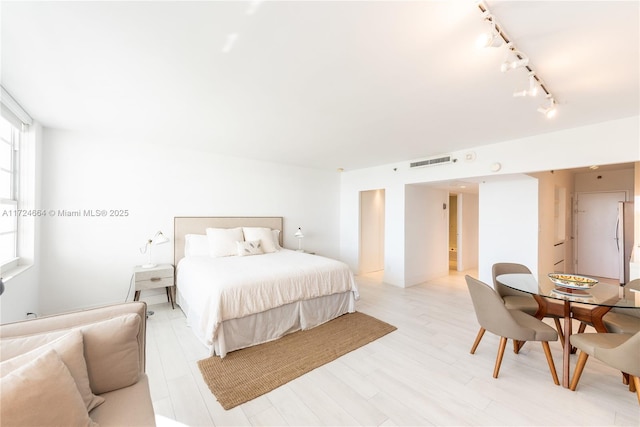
133, 264, 175, 309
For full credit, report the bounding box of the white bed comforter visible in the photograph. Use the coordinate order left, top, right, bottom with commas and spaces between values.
177, 249, 359, 347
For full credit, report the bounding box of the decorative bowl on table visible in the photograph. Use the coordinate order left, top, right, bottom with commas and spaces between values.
547, 273, 598, 290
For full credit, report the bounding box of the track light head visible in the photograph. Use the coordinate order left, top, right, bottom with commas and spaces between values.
501, 57, 529, 73
537, 97, 557, 118
476, 17, 503, 48
476, 30, 503, 48
513, 73, 540, 97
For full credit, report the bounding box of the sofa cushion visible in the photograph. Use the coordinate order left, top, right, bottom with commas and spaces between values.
0, 330, 104, 411
0, 313, 141, 394
81, 313, 142, 394
90, 374, 156, 426
0, 349, 97, 427
0, 328, 68, 361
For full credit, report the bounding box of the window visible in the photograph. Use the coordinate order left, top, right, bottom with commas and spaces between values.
0, 115, 19, 267
0, 86, 33, 275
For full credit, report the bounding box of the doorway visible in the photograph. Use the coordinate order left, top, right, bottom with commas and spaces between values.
575, 191, 627, 279
445, 192, 479, 274
449, 194, 458, 270
359, 189, 385, 277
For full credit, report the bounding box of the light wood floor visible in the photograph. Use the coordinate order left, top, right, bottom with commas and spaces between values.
146, 271, 640, 426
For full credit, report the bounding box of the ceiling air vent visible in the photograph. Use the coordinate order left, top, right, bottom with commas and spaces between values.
410, 155, 453, 168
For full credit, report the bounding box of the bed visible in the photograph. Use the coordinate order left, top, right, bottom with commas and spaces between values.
174, 216, 359, 357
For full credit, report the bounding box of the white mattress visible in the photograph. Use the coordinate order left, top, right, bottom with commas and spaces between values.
176, 249, 359, 352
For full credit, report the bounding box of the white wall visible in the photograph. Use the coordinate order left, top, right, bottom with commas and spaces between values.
38, 130, 341, 315
459, 192, 479, 272
359, 189, 385, 274
530, 169, 574, 278
574, 167, 635, 194
405, 185, 449, 285
632, 162, 640, 279
478, 176, 539, 284
340, 116, 640, 287
381, 182, 407, 286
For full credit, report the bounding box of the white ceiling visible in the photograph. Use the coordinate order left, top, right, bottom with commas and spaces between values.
1, 1, 638, 171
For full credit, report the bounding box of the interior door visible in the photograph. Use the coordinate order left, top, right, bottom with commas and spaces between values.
575, 191, 626, 279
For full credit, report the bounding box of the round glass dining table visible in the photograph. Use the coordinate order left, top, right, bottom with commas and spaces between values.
496, 273, 639, 388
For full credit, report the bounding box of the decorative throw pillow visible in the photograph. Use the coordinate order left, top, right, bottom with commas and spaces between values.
78, 313, 141, 394
236, 240, 264, 256
0, 313, 142, 395
0, 329, 68, 361
242, 227, 277, 253
206, 227, 244, 257
0, 349, 98, 427
0, 330, 104, 411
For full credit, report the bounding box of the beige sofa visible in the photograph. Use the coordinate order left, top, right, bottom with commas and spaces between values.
0, 302, 156, 426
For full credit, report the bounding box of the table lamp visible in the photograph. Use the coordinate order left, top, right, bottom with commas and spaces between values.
140, 231, 169, 268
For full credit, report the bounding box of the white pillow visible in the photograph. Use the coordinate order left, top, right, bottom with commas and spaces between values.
206, 227, 244, 257
184, 234, 209, 257
236, 240, 264, 256
272, 229, 282, 249
242, 227, 277, 253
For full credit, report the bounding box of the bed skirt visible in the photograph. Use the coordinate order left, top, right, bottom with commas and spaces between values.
177, 289, 356, 357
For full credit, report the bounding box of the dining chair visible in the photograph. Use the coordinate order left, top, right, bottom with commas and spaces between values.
491, 263, 564, 352
492, 263, 539, 315
569, 331, 640, 405
465, 275, 560, 384
602, 279, 640, 334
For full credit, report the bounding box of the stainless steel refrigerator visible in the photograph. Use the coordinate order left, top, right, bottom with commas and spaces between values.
617, 201, 634, 284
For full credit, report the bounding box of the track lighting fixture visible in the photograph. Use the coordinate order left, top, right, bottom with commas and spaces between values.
537, 95, 557, 118
501, 56, 529, 73
513, 72, 539, 97
476, 2, 557, 118
476, 22, 503, 48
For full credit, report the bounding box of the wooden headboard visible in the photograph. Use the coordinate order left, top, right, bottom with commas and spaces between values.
173, 216, 284, 265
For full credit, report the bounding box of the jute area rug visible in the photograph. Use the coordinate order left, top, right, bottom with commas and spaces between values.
197, 311, 396, 410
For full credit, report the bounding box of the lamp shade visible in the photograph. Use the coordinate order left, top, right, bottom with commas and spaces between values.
141, 230, 169, 268
151, 231, 169, 245
294, 227, 304, 251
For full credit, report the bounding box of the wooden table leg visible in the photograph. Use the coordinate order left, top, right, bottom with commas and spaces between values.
563, 301, 572, 388
532, 295, 547, 320
570, 305, 611, 333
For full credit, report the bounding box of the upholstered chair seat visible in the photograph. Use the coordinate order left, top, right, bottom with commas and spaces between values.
466, 275, 559, 384
603, 279, 640, 334
569, 331, 640, 405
